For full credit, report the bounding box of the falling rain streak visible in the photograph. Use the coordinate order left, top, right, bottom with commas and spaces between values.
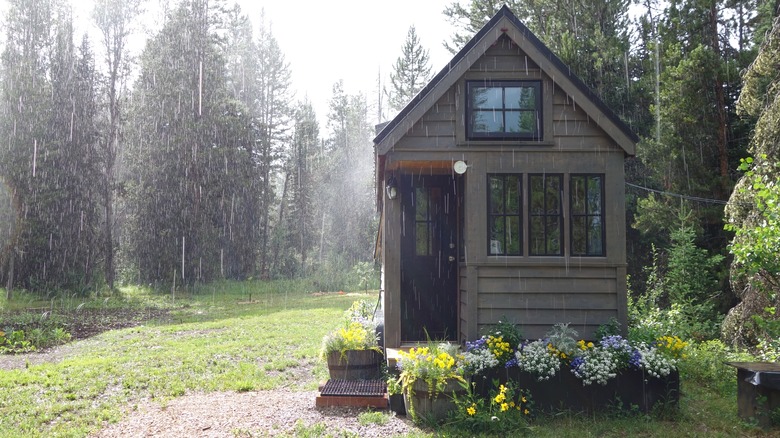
0, 0, 377, 293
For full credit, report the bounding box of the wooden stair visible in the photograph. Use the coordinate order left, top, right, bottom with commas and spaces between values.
315, 379, 388, 408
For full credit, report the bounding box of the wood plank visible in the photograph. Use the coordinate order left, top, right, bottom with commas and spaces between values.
478, 308, 617, 325
553, 120, 606, 137
395, 136, 457, 150
553, 103, 591, 122
478, 292, 617, 309
477, 323, 602, 340
405, 120, 456, 137
422, 107, 456, 122
467, 265, 479, 341
478, 277, 617, 294
315, 395, 388, 409
470, 56, 541, 73
477, 265, 618, 279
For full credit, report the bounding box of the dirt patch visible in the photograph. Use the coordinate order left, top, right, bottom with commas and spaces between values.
0, 307, 171, 371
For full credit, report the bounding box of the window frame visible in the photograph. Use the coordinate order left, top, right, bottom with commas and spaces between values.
528, 173, 563, 256
570, 174, 606, 257
466, 80, 542, 140
487, 174, 523, 256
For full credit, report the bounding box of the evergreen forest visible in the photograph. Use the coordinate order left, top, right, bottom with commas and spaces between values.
0, 0, 779, 357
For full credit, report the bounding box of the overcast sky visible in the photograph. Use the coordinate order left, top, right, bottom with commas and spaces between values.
235, 0, 455, 126
0, 0, 458, 127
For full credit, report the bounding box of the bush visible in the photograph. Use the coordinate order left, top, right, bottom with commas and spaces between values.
0, 312, 72, 353
678, 339, 755, 396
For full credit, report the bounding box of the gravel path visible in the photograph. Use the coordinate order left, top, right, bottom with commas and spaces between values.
2, 345, 422, 437
91, 390, 419, 437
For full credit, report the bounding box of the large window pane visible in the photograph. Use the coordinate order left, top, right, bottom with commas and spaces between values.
487, 174, 522, 256
505, 176, 520, 214
529, 174, 562, 256
467, 81, 541, 139
472, 110, 503, 133
472, 87, 503, 109
571, 175, 605, 256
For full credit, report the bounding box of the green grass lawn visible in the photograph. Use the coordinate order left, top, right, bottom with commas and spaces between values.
0, 281, 776, 437
0, 280, 360, 437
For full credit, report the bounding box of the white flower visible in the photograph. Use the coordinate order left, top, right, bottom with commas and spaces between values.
515, 340, 561, 381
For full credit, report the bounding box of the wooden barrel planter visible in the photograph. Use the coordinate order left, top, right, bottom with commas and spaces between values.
326, 350, 383, 380
403, 378, 466, 422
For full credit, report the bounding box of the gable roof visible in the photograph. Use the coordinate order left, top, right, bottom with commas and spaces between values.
374, 5, 638, 156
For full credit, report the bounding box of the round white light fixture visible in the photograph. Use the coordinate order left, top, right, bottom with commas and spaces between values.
453, 160, 468, 175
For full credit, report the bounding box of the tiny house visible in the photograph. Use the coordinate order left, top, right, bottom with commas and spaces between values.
374, 6, 637, 350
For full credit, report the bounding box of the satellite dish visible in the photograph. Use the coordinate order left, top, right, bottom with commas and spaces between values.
453, 160, 468, 175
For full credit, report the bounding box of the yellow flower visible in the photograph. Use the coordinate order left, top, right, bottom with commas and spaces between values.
524, 408, 530, 415
587, 342, 594, 348
510, 401, 516, 408
521, 396, 527, 403
467, 405, 476, 416
494, 393, 506, 404
500, 402, 509, 412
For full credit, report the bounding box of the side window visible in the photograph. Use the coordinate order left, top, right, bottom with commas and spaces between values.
467, 81, 541, 140
571, 175, 605, 256
529, 174, 562, 256
415, 186, 441, 256
488, 174, 522, 256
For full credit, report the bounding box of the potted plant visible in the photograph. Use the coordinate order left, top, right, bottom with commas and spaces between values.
320, 300, 383, 380
386, 376, 405, 415
396, 342, 466, 422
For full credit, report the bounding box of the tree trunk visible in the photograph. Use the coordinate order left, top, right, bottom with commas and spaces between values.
270, 171, 290, 276
710, 2, 729, 196
6, 247, 13, 300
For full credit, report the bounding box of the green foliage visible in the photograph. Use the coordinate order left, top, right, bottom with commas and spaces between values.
594, 318, 621, 339
678, 339, 755, 396
726, 157, 780, 290
629, 219, 723, 341
448, 380, 532, 435
387, 25, 432, 113
482, 317, 523, 350
357, 410, 390, 426
0, 312, 72, 353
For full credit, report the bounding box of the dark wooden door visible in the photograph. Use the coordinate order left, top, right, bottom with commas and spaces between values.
400, 175, 458, 341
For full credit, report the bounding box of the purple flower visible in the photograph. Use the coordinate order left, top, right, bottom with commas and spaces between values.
466, 337, 488, 352
629, 349, 642, 368
571, 356, 585, 371
505, 357, 518, 368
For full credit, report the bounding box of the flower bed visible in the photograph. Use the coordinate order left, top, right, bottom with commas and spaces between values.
463, 324, 685, 413
472, 366, 679, 413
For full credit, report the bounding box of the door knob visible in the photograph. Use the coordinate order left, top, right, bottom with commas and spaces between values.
448, 256, 456, 262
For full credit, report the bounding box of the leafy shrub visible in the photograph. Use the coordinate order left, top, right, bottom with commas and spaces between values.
679, 339, 755, 396
0, 312, 72, 353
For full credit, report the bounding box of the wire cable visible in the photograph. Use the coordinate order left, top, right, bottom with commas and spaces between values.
625, 182, 738, 205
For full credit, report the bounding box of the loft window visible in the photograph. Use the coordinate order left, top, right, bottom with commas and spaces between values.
529, 174, 562, 256
488, 174, 522, 256
571, 175, 605, 256
467, 81, 541, 140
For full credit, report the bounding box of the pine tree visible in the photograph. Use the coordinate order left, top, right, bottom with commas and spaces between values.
387, 26, 432, 113
92, 0, 143, 291
124, 0, 256, 284
253, 13, 293, 279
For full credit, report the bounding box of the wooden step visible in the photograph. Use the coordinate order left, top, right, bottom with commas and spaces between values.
315, 379, 388, 409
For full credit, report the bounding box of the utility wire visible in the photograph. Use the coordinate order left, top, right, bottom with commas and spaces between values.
625, 182, 739, 206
